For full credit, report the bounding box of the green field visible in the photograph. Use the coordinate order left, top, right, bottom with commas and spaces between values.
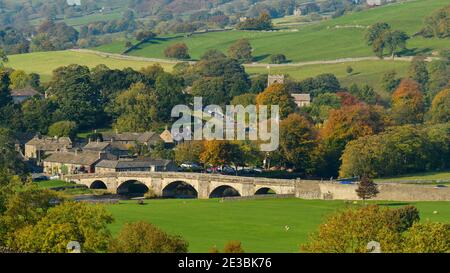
6, 51, 173, 82
106, 198, 450, 253
7, 49, 411, 96
96, 0, 449, 62
376, 171, 450, 183
247, 59, 411, 98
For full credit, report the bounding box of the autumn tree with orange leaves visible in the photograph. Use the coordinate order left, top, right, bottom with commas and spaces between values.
279, 114, 317, 173
314, 104, 387, 177
391, 79, 425, 125
256, 83, 297, 119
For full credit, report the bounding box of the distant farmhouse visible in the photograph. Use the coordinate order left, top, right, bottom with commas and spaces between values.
367, 0, 393, 6
268, 75, 285, 86
291, 93, 311, 108
67, 0, 81, 6
11, 87, 43, 104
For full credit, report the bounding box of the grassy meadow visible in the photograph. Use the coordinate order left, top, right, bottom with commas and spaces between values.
106, 198, 450, 253
6, 50, 173, 82
96, 0, 450, 62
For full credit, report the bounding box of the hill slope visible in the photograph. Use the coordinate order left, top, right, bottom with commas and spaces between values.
96, 0, 449, 62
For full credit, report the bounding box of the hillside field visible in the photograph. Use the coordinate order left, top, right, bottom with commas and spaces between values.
106, 198, 450, 253
7, 50, 413, 96
95, 0, 450, 62
6, 50, 173, 82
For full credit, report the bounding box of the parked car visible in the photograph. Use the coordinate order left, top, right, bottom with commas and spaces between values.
434, 185, 448, 189
33, 175, 48, 182
49, 175, 60, 180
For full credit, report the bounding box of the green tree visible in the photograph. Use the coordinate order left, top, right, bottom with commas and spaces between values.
270, 54, 287, 64
164, 43, 190, 59
11, 202, 113, 253
49, 65, 103, 129
429, 88, 450, 123
109, 221, 188, 253
421, 6, 449, 38
427, 60, 449, 98
0, 47, 8, 66
9, 70, 31, 89
0, 69, 12, 109
366, 22, 391, 58
384, 30, 409, 59
174, 141, 204, 165
228, 39, 253, 63
191, 77, 227, 106
47, 121, 77, 138
231, 93, 256, 107
407, 58, 429, 91
402, 222, 450, 253
381, 70, 400, 93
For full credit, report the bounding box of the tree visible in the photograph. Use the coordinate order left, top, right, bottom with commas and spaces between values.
236, 13, 272, 30
47, 121, 77, 138
0, 127, 28, 175
300, 205, 447, 253
135, 30, 155, 41
309, 93, 342, 123
174, 141, 204, 165
9, 70, 31, 89
384, 30, 409, 59
228, 39, 253, 63
164, 43, 190, 59
11, 202, 113, 253
407, 59, 429, 91
317, 104, 386, 177
346, 66, 353, 75
420, 6, 449, 38
109, 221, 188, 253
299, 73, 341, 95
191, 77, 227, 106
223, 241, 245, 253
427, 60, 449, 98
0, 69, 12, 109
348, 84, 378, 105
279, 114, 317, 173
0, 185, 61, 244
366, 22, 391, 58
0, 47, 7, 66
256, 83, 297, 119
201, 49, 226, 61
402, 222, 450, 253
355, 177, 379, 203
231, 93, 256, 107
391, 79, 425, 125
112, 82, 155, 132
429, 88, 450, 124
381, 70, 400, 93
49, 65, 103, 129
153, 73, 187, 123
270, 54, 287, 64
340, 123, 450, 178
200, 141, 243, 170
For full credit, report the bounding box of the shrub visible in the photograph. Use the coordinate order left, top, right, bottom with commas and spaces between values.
224, 240, 245, 253
270, 54, 287, 64
109, 221, 188, 253
164, 43, 190, 59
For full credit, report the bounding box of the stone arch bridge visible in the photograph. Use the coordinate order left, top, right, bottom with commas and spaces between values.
64, 172, 318, 199
63, 172, 450, 201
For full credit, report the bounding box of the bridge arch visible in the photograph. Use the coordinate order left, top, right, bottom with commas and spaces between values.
162, 181, 198, 198
209, 185, 241, 198
255, 187, 277, 195
117, 180, 149, 196
90, 180, 107, 190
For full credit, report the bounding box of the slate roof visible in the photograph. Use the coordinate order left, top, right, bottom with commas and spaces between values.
102, 131, 160, 143
83, 141, 111, 151
26, 136, 72, 150
96, 159, 174, 169
291, 93, 311, 102
44, 152, 101, 166
11, 88, 41, 97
